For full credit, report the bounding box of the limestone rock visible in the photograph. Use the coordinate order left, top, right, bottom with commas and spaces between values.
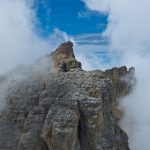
42, 104, 79, 150
50, 41, 82, 72
105, 66, 135, 121
0, 42, 135, 150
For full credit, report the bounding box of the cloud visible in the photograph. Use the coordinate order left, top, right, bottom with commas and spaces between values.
0, 0, 54, 74
73, 33, 111, 70
83, 0, 150, 150
74, 33, 108, 45
74, 44, 111, 70
78, 8, 100, 19
82, 0, 110, 13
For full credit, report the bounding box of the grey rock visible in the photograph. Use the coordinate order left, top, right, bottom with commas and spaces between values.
0, 42, 135, 150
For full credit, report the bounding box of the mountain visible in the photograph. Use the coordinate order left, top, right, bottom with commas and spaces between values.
0, 41, 135, 150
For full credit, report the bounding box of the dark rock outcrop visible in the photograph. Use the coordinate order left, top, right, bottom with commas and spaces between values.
0, 41, 134, 150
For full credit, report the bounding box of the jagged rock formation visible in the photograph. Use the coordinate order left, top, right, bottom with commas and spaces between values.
0, 41, 135, 150
105, 66, 135, 121
50, 41, 81, 72
105, 66, 135, 98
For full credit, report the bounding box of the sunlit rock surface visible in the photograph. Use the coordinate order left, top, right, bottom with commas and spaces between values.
0, 42, 134, 150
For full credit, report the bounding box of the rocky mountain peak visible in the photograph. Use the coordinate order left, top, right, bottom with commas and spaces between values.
50, 41, 82, 72
0, 42, 135, 150
54, 41, 75, 58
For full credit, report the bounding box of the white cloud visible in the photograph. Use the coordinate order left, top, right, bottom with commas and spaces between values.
0, 0, 54, 74
74, 43, 111, 70
82, 0, 110, 13
83, 0, 150, 150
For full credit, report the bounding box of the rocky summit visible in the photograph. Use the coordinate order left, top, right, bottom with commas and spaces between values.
0, 41, 135, 150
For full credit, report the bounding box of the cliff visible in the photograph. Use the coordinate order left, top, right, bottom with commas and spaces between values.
0, 42, 135, 150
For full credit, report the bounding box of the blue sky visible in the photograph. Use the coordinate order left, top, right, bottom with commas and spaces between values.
34, 0, 108, 38
32, 0, 111, 69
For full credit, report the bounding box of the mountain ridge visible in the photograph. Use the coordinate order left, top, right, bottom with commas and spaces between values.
0, 41, 135, 150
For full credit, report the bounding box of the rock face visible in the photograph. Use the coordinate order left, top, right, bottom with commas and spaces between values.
50, 41, 81, 72
0, 41, 134, 150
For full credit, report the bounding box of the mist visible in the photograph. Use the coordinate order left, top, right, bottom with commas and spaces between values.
83, 0, 150, 149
